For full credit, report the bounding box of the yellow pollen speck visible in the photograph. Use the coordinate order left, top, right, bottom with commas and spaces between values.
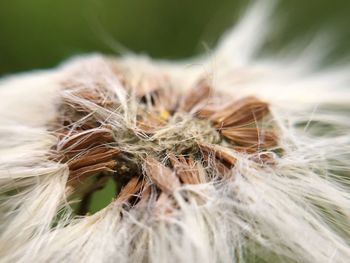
159, 109, 170, 121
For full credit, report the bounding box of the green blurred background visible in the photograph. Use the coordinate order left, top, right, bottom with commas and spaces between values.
0, 0, 349, 76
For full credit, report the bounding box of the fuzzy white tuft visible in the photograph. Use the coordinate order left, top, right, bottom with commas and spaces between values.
1, 2, 350, 263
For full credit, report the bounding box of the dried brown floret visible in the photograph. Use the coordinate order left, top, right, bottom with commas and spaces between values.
145, 157, 181, 194
211, 96, 269, 128
117, 177, 143, 203
168, 153, 204, 184
136, 183, 153, 207
221, 127, 278, 150
195, 107, 216, 119
180, 78, 212, 112
200, 148, 231, 177
67, 147, 120, 170
198, 143, 236, 168
69, 160, 117, 183
58, 129, 114, 152
61, 83, 117, 112
199, 143, 236, 178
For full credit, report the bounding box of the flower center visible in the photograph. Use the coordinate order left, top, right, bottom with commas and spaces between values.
52, 67, 279, 215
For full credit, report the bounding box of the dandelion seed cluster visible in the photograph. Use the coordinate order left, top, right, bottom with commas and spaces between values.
1, 2, 350, 263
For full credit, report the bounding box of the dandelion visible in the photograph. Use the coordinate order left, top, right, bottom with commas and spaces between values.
1, 2, 350, 263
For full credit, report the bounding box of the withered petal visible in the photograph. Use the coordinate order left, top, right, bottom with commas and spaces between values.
145, 157, 181, 194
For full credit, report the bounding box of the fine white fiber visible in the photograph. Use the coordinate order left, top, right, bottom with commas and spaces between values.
0, 1, 350, 263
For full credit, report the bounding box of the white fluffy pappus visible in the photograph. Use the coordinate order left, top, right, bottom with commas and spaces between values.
0, 1, 350, 263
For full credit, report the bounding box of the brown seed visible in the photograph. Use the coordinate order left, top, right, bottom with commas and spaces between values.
69, 160, 117, 183
59, 129, 114, 152
74, 89, 115, 108
199, 143, 236, 178
198, 143, 236, 167
144, 157, 180, 194
221, 128, 278, 150
195, 107, 216, 119
117, 177, 142, 203
180, 78, 212, 112
211, 96, 269, 128
136, 183, 153, 207
168, 153, 203, 184
230, 146, 257, 154
200, 147, 232, 177
61, 84, 117, 114
67, 147, 120, 171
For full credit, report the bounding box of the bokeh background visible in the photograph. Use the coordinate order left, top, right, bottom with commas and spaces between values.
0, 0, 349, 212
0, 0, 350, 76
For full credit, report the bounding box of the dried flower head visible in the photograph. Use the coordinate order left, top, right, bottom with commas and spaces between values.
1, 2, 350, 263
